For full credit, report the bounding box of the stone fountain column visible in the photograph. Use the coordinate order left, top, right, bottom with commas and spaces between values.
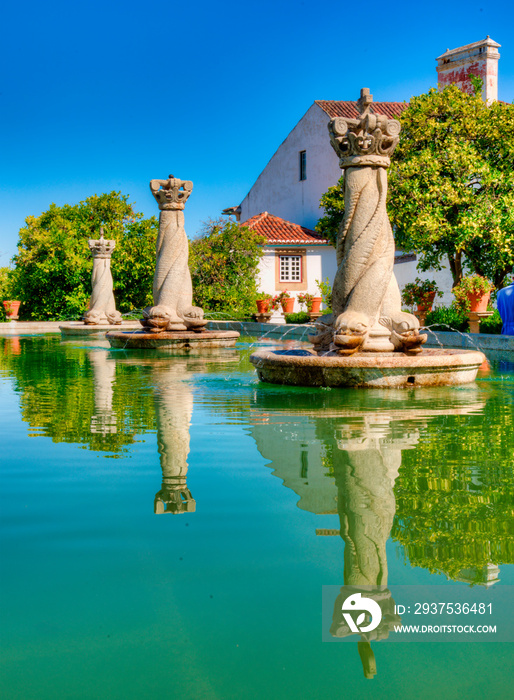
312, 88, 426, 355
84, 229, 122, 325
141, 175, 207, 333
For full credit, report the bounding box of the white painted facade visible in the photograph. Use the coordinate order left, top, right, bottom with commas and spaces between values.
393, 257, 455, 308
257, 244, 337, 321
240, 103, 341, 230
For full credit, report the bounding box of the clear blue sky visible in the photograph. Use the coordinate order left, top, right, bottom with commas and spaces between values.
1, 0, 513, 264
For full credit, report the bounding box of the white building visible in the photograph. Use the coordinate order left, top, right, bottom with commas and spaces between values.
243, 211, 336, 317
225, 37, 502, 309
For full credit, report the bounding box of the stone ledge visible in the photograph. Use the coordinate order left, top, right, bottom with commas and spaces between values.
206, 320, 514, 352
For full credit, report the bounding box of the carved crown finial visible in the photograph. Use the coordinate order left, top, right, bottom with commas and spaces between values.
328, 88, 401, 168
150, 175, 193, 211
358, 87, 373, 115
88, 229, 116, 258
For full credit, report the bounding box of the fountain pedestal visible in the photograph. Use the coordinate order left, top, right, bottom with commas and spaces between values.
250, 348, 484, 388
106, 174, 239, 350
251, 89, 485, 387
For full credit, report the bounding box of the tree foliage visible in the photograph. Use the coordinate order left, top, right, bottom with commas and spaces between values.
390, 85, 514, 289
316, 85, 514, 289
10, 192, 158, 320
189, 219, 265, 315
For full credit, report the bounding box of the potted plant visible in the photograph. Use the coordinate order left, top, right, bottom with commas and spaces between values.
401, 278, 441, 313
315, 277, 332, 312
273, 290, 294, 313
297, 292, 313, 311
453, 275, 494, 312
3, 300, 21, 320
256, 293, 272, 314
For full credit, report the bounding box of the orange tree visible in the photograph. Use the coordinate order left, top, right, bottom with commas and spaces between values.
189, 218, 264, 316
10, 192, 158, 320
317, 84, 514, 289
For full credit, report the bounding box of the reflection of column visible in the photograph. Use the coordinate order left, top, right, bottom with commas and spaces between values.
84, 229, 122, 325
153, 365, 196, 514
329, 418, 417, 678
89, 350, 117, 435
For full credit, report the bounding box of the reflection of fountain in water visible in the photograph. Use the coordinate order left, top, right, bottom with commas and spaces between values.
153, 363, 196, 515
115, 350, 239, 513
247, 390, 489, 678
328, 417, 415, 678
88, 349, 117, 435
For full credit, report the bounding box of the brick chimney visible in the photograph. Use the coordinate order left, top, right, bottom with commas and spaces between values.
436, 36, 500, 104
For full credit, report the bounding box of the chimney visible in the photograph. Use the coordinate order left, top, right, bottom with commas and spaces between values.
436, 36, 500, 104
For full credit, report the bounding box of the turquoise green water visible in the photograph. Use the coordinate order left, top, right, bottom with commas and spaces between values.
1, 335, 513, 699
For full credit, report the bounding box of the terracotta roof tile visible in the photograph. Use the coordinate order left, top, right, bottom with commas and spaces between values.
315, 100, 407, 119
242, 212, 329, 245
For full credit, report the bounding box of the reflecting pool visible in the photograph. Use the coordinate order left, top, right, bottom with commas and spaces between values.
1, 335, 513, 699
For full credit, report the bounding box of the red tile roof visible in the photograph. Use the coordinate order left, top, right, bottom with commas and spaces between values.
243, 212, 329, 245
315, 100, 407, 119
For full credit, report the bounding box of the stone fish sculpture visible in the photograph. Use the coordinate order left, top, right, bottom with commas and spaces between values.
311, 89, 426, 355
84, 228, 122, 325
141, 175, 207, 332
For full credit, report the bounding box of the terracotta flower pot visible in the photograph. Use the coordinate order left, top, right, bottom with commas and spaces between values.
281, 298, 294, 313
416, 292, 436, 315
256, 299, 270, 313
3, 300, 21, 320
467, 291, 490, 313
310, 297, 322, 313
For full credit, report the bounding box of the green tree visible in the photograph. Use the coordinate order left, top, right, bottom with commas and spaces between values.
390, 85, 514, 289
316, 85, 514, 289
316, 176, 344, 249
10, 192, 158, 320
189, 218, 265, 315
0, 266, 14, 320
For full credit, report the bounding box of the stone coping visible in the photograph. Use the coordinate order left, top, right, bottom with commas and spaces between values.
205, 320, 514, 352
1, 319, 513, 354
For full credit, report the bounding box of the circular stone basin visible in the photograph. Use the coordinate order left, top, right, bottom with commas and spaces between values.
106, 329, 240, 350
249, 348, 486, 388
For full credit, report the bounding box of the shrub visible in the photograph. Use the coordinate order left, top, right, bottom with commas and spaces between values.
424, 305, 469, 332
479, 309, 503, 334
189, 219, 264, 315
284, 311, 311, 324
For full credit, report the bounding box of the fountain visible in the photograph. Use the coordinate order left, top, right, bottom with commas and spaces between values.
107, 175, 239, 350
60, 228, 140, 337
250, 89, 484, 387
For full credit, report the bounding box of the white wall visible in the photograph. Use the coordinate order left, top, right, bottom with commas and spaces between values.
258, 248, 454, 314
394, 259, 455, 308
257, 246, 338, 315
240, 104, 341, 230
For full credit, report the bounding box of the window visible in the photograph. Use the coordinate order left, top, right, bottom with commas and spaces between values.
299, 150, 306, 181
280, 255, 302, 282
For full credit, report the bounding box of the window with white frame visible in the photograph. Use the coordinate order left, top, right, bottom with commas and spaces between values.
279, 255, 302, 282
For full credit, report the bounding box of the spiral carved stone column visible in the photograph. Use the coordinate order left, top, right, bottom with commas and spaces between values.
84, 229, 122, 325
311, 88, 426, 355
141, 175, 207, 332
